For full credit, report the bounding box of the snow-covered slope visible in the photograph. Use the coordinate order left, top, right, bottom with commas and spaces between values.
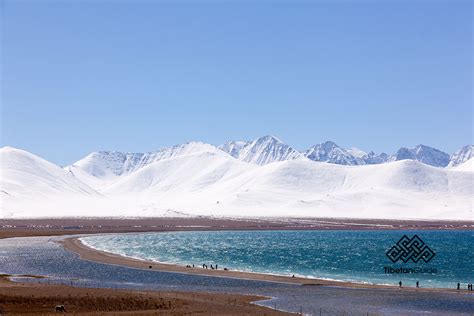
390, 145, 450, 167
453, 157, 474, 172
0, 147, 102, 218
305, 141, 364, 165
212, 159, 472, 219
102, 157, 472, 220
449, 145, 474, 167
219, 135, 305, 165
66, 142, 220, 190
1, 144, 472, 220
0, 147, 98, 197
106, 148, 254, 195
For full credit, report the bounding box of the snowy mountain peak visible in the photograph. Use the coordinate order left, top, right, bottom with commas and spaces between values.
449, 145, 474, 167
391, 145, 450, 167
69, 141, 221, 181
258, 135, 284, 143
363, 151, 390, 164
219, 135, 304, 165
305, 141, 364, 165
347, 147, 367, 158
218, 140, 249, 158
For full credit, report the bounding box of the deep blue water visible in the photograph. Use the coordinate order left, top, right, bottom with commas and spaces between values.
82, 230, 474, 289
0, 235, 473, 315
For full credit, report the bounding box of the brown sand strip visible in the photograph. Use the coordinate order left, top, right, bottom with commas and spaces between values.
1, 217, 472, 239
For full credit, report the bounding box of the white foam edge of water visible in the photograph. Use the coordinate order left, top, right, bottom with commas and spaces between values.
78, 237, 178, 267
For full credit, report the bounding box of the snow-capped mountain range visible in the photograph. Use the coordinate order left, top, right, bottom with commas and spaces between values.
218, 136, 470, 168
218, 135, 304, 165
1, 136, 472, 219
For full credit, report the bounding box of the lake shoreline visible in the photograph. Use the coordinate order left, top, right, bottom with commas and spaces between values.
62, 235, 469, 294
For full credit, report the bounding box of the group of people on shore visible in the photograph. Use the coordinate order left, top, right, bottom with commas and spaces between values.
184, 263, 229, 271
457, 283, 473, 291
398, 281, 473, 291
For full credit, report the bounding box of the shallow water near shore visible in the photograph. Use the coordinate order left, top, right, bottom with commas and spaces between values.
0, 235, 473, 315
81, 230, 473, 289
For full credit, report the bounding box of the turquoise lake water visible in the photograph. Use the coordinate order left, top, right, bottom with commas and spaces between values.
81, 230, 473, 289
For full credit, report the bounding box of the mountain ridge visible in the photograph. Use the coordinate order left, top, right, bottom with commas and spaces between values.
0, 144, 472, 219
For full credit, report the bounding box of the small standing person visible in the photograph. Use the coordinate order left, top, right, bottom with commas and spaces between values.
457, 283, 460, 290
416, 281, 419, 288
399, 281, 402, 288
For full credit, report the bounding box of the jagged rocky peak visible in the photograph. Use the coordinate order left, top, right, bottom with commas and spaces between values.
449, 145, 474, 167
305, 141, 364, 165
68, 138, 468, 181
219, 135, 303, 165
391, 144, 450, 167
363, 151, 390, 164
218, 140, 249, 158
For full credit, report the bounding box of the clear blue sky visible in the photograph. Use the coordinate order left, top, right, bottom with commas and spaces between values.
1, 0, 472, 165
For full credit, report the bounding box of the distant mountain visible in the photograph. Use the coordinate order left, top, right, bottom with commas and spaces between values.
67, 138, 472, 186
2, 145, 472, 220
221, 138, 466, 168
390, 145, 450, 167
449, 145, 474, 167
218, 140, 248, 158
65, 142, 220, 189
219, 135, 304, 165
0, 146, 99, 197
347, 147, 367, 159
362, 151, 390, 164
305, 141, 364, 165
0, 147, 101, 217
